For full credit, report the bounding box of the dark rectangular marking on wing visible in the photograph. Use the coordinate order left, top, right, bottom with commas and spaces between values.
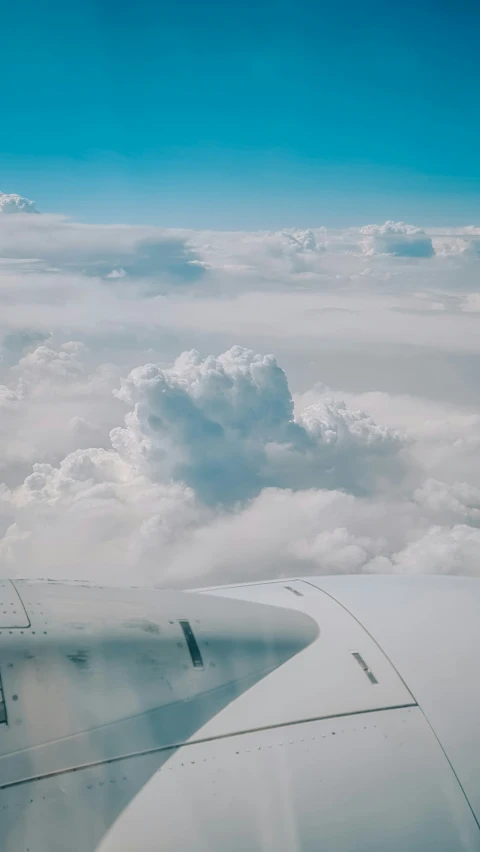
0, 672, 7, 725
179, 620, 204, 669
351, 651, 378, 685
284, 585, 304, 597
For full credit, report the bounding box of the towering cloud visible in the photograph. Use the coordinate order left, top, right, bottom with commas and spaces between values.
359, 221, 434, 257
0, 192, 38, 214
111, 346, 404, 505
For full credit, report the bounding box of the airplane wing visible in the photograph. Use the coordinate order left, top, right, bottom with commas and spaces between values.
0, 576, 480, 851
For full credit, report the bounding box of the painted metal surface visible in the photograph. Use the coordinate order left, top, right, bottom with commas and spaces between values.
0, 580, 30, 628
0, 749, 179, 852
310, 574, 480, 828
194, 580, 414, 739
99, 706, 480, 852
1, 582, 317, 761
1, 575, 480, 850
0, 582, 316, 851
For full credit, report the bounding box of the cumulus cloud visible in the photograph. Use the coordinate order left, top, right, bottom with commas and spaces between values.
0, 197, 480, 586
359, 221, 434, 257
0, 340, 124, 489
413, 479, 480, 525
14, 341, 86, 393
110, 346, 404, 506
0, 338, 475, 587
0, 448, 205, 579
186, 227, 329, 287
0, 385, 20, 407
385, 525, 480, 576
0, 192, 38, 214
0, 341, 410, 581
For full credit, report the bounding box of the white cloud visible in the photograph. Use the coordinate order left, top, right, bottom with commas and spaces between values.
1, 339, 476, 587
387, 525, 480, 576
14, 341, 86, 393
462, 293, 480, 312
0, 200, 480, 585
0, 212, 203, 288
0, 448, 205, 582
0, 340, 124, 488
359, 221, 426, 237
413, 479, 480, 525
0, 385, 20, 407
0, 192, 38, 214
110, 346, 404, 506
359, 221, 434, 257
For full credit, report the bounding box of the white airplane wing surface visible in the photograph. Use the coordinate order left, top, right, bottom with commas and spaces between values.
0, 576, 479, 851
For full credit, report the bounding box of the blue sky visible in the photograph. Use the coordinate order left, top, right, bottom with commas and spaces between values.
2, 0, 480, 227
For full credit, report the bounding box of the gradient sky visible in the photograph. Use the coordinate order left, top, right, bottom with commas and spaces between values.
2, 0, 480, 227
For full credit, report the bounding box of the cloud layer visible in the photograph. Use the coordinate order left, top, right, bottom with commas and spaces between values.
1, 200, 480, 586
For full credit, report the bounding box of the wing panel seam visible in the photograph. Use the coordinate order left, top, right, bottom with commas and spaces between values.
305, 578, 480, 834
0, 702, 417, 791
